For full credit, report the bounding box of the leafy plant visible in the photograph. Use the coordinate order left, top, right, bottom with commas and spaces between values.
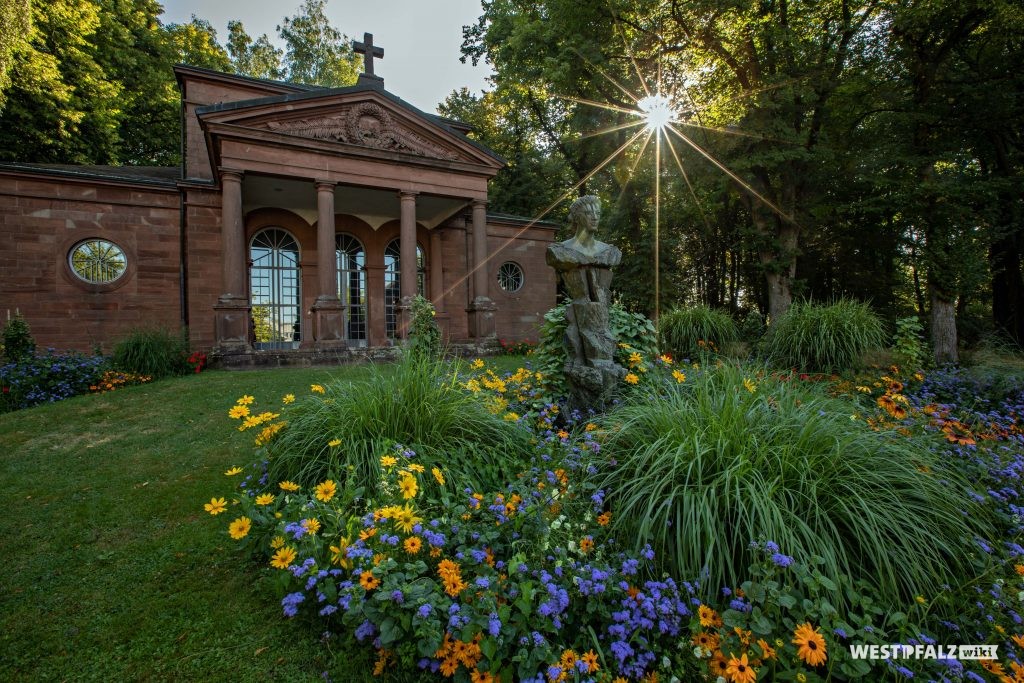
261, 354, 533, 497
597, 362, 993, 607
407, 295, 441, 360
658, 305, 738, 360
2, 312, 35, 362
532, 302, 657, 399
892, 316, 927, 370
111, 327, 190, 379
760, 299, 885, 372
1, 351, 108, 412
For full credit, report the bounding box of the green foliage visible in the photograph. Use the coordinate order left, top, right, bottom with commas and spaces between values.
407, 295, 440, 360
893, 316, 928, 370
738, 310, 766, 343
0, 350, 107, 412
263, 355, 533, 497
111, 327, 190, 379
227, 20, 283, 80
532, 302, 656, 399
761, 300, 885, 372
658, 305, 738, 360
278, 0, 359, 87
2, 311, 35, 361
0, 0, 30, 107
598, 363, 992, 607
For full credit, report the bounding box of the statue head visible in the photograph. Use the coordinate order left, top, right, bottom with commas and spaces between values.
569, 195, 601, 237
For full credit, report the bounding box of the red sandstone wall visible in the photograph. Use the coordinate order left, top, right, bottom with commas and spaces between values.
0, 173, 181, 353
486, 220, 557, 343
182, 187, 222, 351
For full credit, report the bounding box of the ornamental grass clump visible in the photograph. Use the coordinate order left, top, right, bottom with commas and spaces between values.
760, 299, 885, 372
657, 305, 738, 360
112, 326, 191, 379
264, 354, 533, 497
598, 362, 994, 607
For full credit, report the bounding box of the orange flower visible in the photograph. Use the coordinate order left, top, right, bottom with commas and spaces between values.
1012, 633, 1024, 649
698, 604, 718, 628
360, 571, 380, 591
579, 536, 594, 553
726, 653, 757, 683
404, 536, 422, 554
757, 638, 777, 660
597, 511, 612, 526
793, 622, 828, 667
580, 650, 599, 673
708, 652, 729, 678
691, 631, 720, 651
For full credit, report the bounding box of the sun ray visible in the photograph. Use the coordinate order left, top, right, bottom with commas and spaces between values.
569, 48, 643, 104
562, 95, 642, 117
439, 125, 653, 303
673, 119, 807, 146
654, 128, 661, 326
614, 128, 655, 207
664, 124, 797, 226
664, 131, 713, 233
608, 2, 653, 99
577, 119, 646, 141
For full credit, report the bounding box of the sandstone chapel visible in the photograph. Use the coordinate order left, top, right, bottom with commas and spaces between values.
0, 36, 555, 364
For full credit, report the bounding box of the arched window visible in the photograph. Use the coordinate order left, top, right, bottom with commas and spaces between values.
250, 228, 301, 350
384, 238, 426, 339
336, 233, 367, 344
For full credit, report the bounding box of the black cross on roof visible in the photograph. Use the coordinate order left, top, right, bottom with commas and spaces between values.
352, 32, 384, 77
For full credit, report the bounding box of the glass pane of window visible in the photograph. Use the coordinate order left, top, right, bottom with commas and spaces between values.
69, 239, 127, 284
250, 228, 301, 350
337, 233, 367, 343
498, 261, 524, 293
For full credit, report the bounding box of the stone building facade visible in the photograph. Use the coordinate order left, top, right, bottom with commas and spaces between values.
0, 64, 556, 362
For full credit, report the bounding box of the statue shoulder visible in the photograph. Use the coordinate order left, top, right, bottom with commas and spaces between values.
595, 242, 622, 267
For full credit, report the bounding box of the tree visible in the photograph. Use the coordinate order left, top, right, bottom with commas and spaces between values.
162, 16, 231, 72
0, 0, 30, 108
278, 0, 358, 87
227, 20, 284, 80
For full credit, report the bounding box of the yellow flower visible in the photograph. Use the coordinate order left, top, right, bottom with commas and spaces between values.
672, 370, 686, 383
394, 503, 423, 533
503, 412, 520, 421
328, 438, 341, 447
380, 455, 397, 468
915, 595, 926, 604
228, 516, 251, 540
465, 379, 481, 392
228, 405, 250, 419
796, 675, 807, 683
658, 354, 673, 365
301, 518, 321, 535
255, 493, 275, 506
404, 536, 422, 554
270, 535, 286, 549
624, 373, 639, 385
698, 604, 718, 628
224, 466, 243, 476
398, 474, 418, 499
743, 378, 757, 393
628, 351, 642, 366
204, 497, 227, 515
330, 537, 352, 569
585, 422, 597, 431
236, 395, 255, 405
310, 384, 325, 394
406, 463, 425, 473
471, 358, 484, 369
282, 393, 295, 404
315, 479, 337, 502
431, 467, 445, 485
270, 545, 296, 569
726, 653, 756, 683
360, 571, 380, 591
279, 481, 300, 492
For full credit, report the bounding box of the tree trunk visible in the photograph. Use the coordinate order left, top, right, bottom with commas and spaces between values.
930, 284, 959, 364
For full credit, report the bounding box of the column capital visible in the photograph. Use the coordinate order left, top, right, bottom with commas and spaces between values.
471, 198, 488, 209
315, 180, 336, 192
398, 190, 419, 200
219, 168, 244, 183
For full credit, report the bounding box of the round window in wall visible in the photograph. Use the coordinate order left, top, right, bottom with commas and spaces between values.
497, 261, 524, 293
68, 239, 127, 284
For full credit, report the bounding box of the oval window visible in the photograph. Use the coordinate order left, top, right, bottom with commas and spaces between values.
68, 239, 127, 284
497, 261, 524, 293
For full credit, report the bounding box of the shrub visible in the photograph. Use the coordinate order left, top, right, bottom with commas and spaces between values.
892, 316, 927, 370
1, 351, 107, 412
658, 305, 738, 360
532, 302, 657, 400
597, 362, 993, 607
761, 299, 885, 372
407, 295, 441, 360
2, 312, 35, 362
260, 354, 534, 497
112, 327, 190, 379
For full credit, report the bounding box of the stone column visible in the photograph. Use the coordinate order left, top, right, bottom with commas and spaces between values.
311, 180, 345, 349
213, 168, 251, 352
467, 199, 496, 339
429, 228, 449, 340
398, 190, 418, 338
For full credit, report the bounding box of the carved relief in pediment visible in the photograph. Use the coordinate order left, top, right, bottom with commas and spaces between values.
263, 102, 460, 161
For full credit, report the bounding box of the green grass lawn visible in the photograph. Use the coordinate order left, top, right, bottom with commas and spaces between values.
0, 357, 526, 682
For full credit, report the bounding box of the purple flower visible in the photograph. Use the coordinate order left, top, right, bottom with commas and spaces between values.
417, 604, 432, 618
771, 553, 794, 568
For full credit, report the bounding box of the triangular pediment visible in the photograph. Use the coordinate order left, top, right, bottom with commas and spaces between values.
197, 88, 500, 168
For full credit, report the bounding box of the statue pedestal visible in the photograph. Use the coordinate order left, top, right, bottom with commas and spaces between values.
214, 295, 251, 353
312, 296, 346, 349
467, 297, 497, 339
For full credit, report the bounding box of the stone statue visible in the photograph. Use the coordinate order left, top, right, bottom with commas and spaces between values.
546, 195, 626, 410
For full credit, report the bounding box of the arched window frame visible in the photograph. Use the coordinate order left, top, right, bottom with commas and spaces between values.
249, 227, 302, 350
336, 233, 367, 344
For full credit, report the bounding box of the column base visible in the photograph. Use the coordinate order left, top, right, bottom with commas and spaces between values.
214, 295, 251, 352
312, 296, 346, 343
467, 297, 497, 339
